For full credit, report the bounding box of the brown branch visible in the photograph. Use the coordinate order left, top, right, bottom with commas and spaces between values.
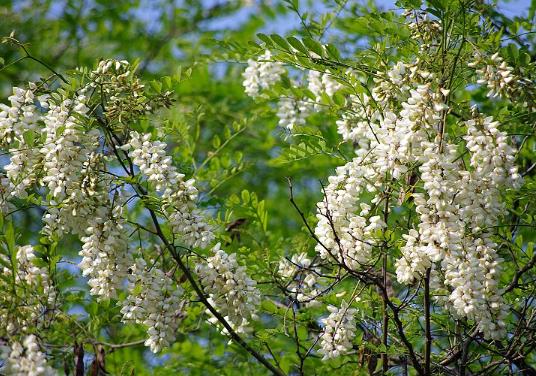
424, 267, 432, 375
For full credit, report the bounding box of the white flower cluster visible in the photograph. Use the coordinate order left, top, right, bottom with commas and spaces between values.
41, 96, 98, 201
315, 157, 386, 271
196, 243, 261, 335
1, 335, 55, 376
79, 202, 131, 300
276, 97, 312, 131
395, 114, 521, 339
243, 50, 285, 97
278, 252, 321, 306
0, 85, 45, 202
315, 52, 521, 340
316, 63, 443, 271
123, 131, 214, 248
120, 258, 184, 353
308, 70, 342, 103
0, 245, 56, 336
0, 62, 217, 353
405, 10, 442, 51
469, 53, 515, 98
40, 96, 103, 238
319, 301, 358, 360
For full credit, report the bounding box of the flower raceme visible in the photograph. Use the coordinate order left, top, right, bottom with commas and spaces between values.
0, 59, 235, 358
196, 243, 261, 335
241, 41, 524, 350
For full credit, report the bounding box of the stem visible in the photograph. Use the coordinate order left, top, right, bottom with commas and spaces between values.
381, 252, 389, 374
424, 267, 432, 375
381, 191, 390, 374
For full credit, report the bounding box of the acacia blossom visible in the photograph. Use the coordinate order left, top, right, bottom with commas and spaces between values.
278, 252, 321, 306
79, 201, 131, 300
319, 301, 359, 360
0, 246, 56, 336
276, 97, 313, 131
120, 258, 184, 353
308, 70, 342, 103
469, 52, 515, 98
0, 335, 55, 376
243, 50, 285, 97
123, 131, 214, 248
196, 243, 261, 335
311, 52, 521, 340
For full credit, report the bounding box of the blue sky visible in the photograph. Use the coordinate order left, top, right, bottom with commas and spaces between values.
199, 0, 533, 35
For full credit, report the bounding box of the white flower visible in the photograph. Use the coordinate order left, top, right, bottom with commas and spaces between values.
308, 70, 342, 104
314, 157, 385, 271
319, 301, 358, 360
276, 97, 313, 131
124, 131, 214, 248
79, 203, 131, 300
123, 131, 182, 194
278, 252, 321, 306
243, 50, 285, 97
470, 53, 515, 98
197, 243, 261, 335
120, 258, 184, 353
40, 96, 99, 201
1, 335, 55, 376
0, 245, 56, 336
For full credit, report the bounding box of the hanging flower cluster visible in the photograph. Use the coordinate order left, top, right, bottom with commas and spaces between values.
0, 245, 56, 337
79, 200, 131, 300
278, 252, 322, 306
319, 301, 359, 360
122, 131, 214, 248
196, 243, 261, 334
470, 52, 515, 98
313, 55, 521, 340
120, 258, 185, 353
0, 335, 55, 376
243, 50, 285, 97
308, 70, 342, 104
0, 59, 225, 356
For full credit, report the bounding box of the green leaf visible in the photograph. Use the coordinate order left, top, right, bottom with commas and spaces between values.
256, 33, 273, 47
270, 34, 290, 51
241, 190, 250, 204
303, 37, 324, 57
286, 37, 306, 54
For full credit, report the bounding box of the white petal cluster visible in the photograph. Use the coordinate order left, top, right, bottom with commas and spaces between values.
308, 70, 342, 102
40, 96, 99, 201
315, 157, 386, 271
318, 52, 520, 340
395, 114, 521, 339
319, 301, 358, 360
405, 11, 442, 50
120, 258, 184, 353
79, 203, 131, 300
123, 131, 214, 248
396, 142, 460, 283
196, 243, 261, 334
0, 86, 41, 146
276, 97, 313, 131
1, 85, 44, 199
243, 50, 285, 97
0, 246, 56, 336
278, 252, 321, 306
317, 66, 445, 269
1, 335, 55, 376
470, 53, 515, 98
124, 131, 181, 194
